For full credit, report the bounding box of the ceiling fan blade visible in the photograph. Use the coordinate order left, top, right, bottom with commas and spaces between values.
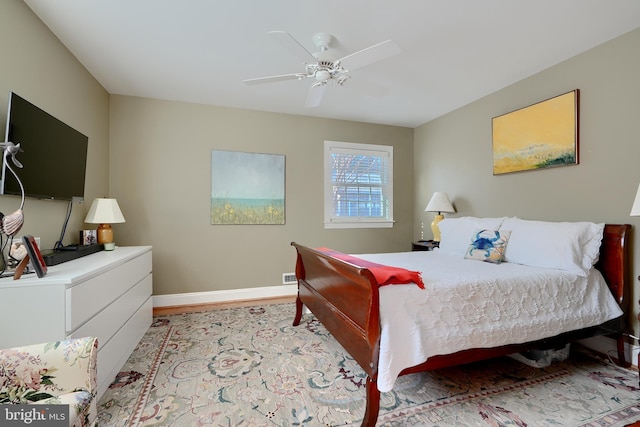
305, 83, 326, 108
338, 40, 401, 70
243, 73, 307, 85
268, 31, 318, 63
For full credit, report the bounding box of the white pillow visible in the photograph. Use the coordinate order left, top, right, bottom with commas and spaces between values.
500, 217, 604, 277
438, 217, 507, 256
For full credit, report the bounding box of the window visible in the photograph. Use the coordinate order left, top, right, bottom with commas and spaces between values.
324, 140, 393, 229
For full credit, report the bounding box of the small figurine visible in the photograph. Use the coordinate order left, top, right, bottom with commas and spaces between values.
0, 141, 25, 236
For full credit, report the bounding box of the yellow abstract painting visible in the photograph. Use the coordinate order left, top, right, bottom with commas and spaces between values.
492, 90, 579, 175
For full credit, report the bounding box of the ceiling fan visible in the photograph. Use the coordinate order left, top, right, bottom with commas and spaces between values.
243, 31, 401, 108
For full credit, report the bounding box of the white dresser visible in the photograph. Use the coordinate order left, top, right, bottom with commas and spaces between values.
0, 246, 153, 399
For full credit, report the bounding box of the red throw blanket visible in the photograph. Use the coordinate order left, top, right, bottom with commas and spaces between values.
317, 247, 425, 289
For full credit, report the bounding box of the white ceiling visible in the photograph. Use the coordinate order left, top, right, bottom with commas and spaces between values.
23, 0, 640, 128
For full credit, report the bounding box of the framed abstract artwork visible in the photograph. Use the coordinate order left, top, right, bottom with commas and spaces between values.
211, 150, 285, 225
492, 89, 579, 175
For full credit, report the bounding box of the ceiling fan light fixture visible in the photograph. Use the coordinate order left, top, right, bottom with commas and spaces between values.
315, 69, 331, 82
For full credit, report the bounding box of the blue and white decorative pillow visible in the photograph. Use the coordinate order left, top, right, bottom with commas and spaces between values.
464, 229, 511, 264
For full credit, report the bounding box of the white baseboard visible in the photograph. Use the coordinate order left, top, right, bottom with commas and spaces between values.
579, 336, 639, 368
153, 285, 298, 308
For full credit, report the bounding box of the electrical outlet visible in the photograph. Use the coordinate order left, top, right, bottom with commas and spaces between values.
282, 273, 297, 284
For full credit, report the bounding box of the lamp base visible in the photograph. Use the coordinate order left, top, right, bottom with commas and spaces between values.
431, 214, 444, 242
96, 224, 114, 247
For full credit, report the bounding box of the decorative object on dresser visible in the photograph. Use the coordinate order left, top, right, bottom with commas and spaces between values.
13, 235, 48, 279
0, 246, 153, 399
84, 198, 126, 250
0, 140, 27, 278
79, 229, 98, 245
424, 191, 455, 242
411, 240, 439, 251
0, 140, 25, 237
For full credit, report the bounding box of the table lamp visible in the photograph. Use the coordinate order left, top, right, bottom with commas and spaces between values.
630, 183, 640, 216
84, 198, 126, 250
425, 192, 455, 242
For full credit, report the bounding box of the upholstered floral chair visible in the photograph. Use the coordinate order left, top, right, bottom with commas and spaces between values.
0, 336, 98, 427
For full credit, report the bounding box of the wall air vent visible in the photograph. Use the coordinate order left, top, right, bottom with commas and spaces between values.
282, 273, 297, 284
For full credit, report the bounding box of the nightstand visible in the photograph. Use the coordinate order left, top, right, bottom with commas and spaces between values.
412, 240, 439, 251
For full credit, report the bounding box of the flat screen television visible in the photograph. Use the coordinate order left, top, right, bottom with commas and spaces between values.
2, 91, 88, 202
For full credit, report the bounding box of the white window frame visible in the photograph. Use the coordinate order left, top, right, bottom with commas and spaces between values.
323, 140, 394, 229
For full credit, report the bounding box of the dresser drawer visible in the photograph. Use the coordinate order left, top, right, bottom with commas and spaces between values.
96, 297, 152, 398
69, 274, 152, 346
66, 251, 152, 332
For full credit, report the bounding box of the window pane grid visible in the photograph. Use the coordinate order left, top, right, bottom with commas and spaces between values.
333, 185, 385, 217
324, 140, 393, 228
331, 151, 387, 219
331, 155, 387, 185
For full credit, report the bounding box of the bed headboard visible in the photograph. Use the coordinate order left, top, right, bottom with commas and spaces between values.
595, 224, 631, 309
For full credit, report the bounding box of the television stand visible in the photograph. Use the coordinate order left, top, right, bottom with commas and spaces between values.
41, 244, 104, 266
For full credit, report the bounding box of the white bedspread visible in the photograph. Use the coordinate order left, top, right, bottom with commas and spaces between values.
355, 250, 623, 392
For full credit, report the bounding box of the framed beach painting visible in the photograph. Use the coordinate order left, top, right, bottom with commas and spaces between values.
211, 150, 285, 225
492, 89, 579, 175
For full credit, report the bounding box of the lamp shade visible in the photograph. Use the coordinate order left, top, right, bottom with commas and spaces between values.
84, 198, 126, 224
425, 192, 455, 214
631, 183, 640, 216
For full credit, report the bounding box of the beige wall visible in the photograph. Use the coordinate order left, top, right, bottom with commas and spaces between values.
0, 1, 109, 250
109, 96, 414, 295
414, 27, 640, 335
4, 0, 637, 341
2, 0, 413, 297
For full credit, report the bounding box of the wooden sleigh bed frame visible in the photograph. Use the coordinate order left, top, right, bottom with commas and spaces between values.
291, 224, 631, 427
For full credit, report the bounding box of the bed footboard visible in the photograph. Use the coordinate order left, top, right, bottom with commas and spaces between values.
291, 242, 381, 426
291, 242, 381, 379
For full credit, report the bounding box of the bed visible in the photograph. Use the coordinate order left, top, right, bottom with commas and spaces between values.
291, 218, 631, 427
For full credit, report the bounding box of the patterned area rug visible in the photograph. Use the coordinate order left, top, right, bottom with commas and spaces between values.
97, 303, 640, 426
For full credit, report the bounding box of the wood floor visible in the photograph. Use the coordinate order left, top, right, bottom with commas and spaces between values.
152, 295, 296, 316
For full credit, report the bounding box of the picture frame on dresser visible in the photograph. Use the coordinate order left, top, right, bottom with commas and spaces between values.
80, 229, 98, 245
21, 235, 47, 278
